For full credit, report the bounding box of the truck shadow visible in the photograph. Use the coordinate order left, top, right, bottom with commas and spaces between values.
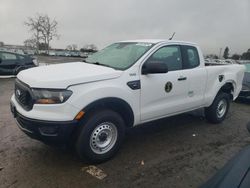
122, 112, 208, 156
235, 98, 250, 105
25, 112, 207, 164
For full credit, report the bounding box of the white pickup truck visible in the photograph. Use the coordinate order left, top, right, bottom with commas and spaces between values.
10, 40, 245, 162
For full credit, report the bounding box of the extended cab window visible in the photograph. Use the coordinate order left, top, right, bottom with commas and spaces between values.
146, 46, 182, 71
182, 45, 200, 69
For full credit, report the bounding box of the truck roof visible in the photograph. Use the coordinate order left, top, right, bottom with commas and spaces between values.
119, 39, 197, 46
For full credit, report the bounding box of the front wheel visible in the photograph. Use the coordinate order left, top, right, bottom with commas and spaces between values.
75, 110, 125, 163
205, 92, 230, 124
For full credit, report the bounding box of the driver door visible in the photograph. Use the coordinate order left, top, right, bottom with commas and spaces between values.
140, 45, 188, 122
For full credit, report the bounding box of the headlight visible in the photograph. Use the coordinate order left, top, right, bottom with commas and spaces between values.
32, 89, 72, 104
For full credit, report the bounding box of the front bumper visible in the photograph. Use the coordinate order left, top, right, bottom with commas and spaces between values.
10, 102, 79, 145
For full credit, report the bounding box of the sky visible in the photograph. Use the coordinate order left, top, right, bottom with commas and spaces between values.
0, 0, 249, 55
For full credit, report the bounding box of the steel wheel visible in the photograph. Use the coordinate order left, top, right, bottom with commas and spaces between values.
205, 92, 230, 124
90, 122, 118, 154
76, 109, 125, 163
216, 99, 227, 118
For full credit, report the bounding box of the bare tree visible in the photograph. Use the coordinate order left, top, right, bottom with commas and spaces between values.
81, 44, 98, 52
24, 38, 37, 49
66, 44, 78, 51
89, 44, 97, 51
66, 45, 73, 51
24, 15, 43, 52
72, 44, 78, 51
39, 14, 59, 53
24, 14, 59, 54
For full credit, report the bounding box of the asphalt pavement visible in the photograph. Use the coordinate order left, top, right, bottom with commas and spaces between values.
0, 56, 250, 188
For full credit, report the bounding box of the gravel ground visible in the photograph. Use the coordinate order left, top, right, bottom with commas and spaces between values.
0, 56, 250, 188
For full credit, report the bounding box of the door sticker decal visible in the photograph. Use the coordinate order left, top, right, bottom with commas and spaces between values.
165, 82, 173, 93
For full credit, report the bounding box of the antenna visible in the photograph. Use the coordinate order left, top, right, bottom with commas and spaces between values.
169, 32, 176, 40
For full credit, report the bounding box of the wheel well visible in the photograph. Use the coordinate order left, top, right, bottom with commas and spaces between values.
82, 98, 134, 128
218, 82, 234, 100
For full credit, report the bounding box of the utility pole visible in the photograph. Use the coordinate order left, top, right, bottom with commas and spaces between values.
219, 48, 222, 59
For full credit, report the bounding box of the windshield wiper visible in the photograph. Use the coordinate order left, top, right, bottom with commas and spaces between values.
83, 60, 114, 69
92, 62, 112, 68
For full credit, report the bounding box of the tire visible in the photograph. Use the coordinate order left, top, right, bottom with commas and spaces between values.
75, 109, 125, 163
205, 92, 230, 124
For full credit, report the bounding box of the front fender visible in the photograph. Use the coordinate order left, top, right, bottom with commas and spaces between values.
67, 79, 140, 125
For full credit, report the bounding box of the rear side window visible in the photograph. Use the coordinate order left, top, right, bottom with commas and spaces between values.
147, 45, 182, 71
1, 52, 17, 60
182, 45, 200, 69
18, 55, 25, 60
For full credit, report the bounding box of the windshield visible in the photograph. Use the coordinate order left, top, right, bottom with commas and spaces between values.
245, 64, 250, 72
85, 42, 154, 70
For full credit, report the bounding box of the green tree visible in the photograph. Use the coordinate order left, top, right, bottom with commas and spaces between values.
241, 49, 250, 60
231, 54, 241, 60
223, 47, 229, 59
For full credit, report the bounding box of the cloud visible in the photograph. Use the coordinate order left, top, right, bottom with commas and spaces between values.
0, 0, 249, 54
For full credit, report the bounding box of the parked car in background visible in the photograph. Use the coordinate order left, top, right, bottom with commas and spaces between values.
55, 51, 71, 57
238, 63, 250, 99
48, 51, 56, 56
69, 51, 80, 57
54, 51, 64, 56
80, 52, 88, 58
23, 49, 36, 56
0, 50, 37, 77
64, 51, 71, 57
224, 59, 237, 64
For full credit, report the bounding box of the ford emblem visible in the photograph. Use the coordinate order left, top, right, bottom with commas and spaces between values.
16, 89, 21, 97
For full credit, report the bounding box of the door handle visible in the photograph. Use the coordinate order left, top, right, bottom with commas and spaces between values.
178, 76, 187, 81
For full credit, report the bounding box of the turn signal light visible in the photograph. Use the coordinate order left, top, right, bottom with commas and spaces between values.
36, 99, 56, 104
75, 111, 85, 120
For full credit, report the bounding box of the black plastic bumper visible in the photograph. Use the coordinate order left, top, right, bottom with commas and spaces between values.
10, 103, 78, 145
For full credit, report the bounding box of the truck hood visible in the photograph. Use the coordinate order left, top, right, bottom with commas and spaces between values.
17, 62, 123, 88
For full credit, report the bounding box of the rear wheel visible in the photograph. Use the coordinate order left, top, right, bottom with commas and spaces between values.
205, 92, 230, 124
75, 109, 125, 163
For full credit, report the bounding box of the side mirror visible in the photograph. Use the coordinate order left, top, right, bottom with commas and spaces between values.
142, 61, 168, 75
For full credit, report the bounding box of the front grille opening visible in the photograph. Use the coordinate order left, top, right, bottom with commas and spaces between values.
15, 80, 34, 111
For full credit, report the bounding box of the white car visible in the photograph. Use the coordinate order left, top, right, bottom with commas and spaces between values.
10, 40, 245, 162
